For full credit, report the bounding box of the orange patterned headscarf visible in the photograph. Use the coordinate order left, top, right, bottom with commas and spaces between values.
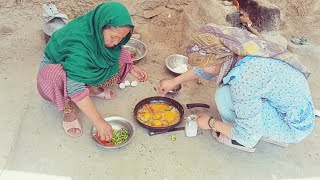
187, 30, 234, 68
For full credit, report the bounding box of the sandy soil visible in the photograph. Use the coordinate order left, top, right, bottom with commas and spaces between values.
0, 0, 319, 62
268, 0, 320, 44
1, 0, 319, 100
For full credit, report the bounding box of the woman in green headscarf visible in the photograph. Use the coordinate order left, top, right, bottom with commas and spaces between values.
37, 2, 147, 140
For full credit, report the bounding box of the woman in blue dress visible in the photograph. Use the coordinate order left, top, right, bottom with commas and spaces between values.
159, 23, 315, 152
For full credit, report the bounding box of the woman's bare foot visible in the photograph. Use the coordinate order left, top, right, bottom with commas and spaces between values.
88, 86, 116, 99
88, 86, 104, 95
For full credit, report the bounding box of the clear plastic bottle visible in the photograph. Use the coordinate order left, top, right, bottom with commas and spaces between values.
185, 114, 198, 137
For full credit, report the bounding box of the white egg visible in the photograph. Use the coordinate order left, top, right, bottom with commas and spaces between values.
131, 80, 138, 87
119, 83, 126, 89
124, 80, 131, 86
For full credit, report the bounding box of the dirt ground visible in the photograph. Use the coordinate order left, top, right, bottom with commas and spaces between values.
0, 0, 319, 72
0, 0, 320, 179
268, 0, 320, 43
0, 0, 319, 103
1, 0, 318, 59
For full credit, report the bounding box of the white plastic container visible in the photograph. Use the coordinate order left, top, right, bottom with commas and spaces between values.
185, 114, 198, 137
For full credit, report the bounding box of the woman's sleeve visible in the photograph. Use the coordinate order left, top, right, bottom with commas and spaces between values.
192, 67, 215, 80
67, 78, 90, 102
39, 55, 53, 70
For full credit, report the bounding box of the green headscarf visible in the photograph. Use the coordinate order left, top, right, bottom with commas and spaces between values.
44, 2, 134, 85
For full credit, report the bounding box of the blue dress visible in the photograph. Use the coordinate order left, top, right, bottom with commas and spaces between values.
194, 56, 315, 148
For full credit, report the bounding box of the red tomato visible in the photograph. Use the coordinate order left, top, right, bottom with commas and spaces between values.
94, 134, 115, 146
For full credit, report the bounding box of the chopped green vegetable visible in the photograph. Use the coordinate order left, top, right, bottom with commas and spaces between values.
170, 134, 176, 141
165, 105, 174, 111
128, 47, 137, 57
112, 128, 129, 145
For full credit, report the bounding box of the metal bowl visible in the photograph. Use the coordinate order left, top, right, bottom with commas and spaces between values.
165, 54, 189, 75
91, 116, 135, 149
124, 38, 148, 62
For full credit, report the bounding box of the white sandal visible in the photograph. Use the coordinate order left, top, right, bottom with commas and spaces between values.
211, 131, 256, 153
62, 115, 83, 138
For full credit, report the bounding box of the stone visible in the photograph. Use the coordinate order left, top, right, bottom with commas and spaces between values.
291, 36, 308, 45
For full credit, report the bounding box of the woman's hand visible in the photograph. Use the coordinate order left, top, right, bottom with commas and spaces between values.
130, 65, 148, 82
159, 69, 199, 96
197, 113, 233, 138
75, 96, 114, 141
94, 120, 113, 141
196, 113, 212, 130
159, 78, 178, 96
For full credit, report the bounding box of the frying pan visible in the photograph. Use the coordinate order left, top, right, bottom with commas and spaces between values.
133, 96, 210, 134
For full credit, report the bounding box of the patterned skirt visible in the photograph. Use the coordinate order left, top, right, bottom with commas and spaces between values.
37, 48, 133, 112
